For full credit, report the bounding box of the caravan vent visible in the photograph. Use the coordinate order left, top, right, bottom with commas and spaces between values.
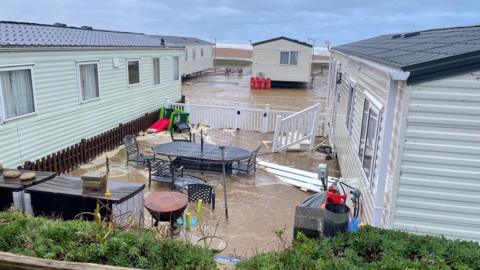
53, 23, 67, 27
81, 26, 93, 30
391, 34, 402, 39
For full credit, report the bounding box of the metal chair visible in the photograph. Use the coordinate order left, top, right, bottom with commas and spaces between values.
232, 145, 261, 175
170, 128, 193, 142
187, 183, 216, 210
122, 135, 150, 167
147, 158, 207, 189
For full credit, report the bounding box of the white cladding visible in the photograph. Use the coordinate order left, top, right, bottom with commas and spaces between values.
0, 48, 183, 167
390, 71, 480, 241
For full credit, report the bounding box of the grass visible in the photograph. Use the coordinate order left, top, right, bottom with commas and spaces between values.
237, 226, 480, 270
214, 59, 252, 67
0, 211, 216, 269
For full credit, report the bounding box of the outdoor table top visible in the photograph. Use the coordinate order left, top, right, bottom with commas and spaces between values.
26, 175, 145, 204
152, 141, 251, 162
144, 191, 188, 214
0, 170, 56, 191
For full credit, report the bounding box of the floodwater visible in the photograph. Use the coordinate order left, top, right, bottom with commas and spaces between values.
182, 71, 328, 111
70, 72, 340, 258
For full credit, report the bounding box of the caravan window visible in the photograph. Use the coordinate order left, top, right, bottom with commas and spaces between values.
345, 86, 355, 133
280, 51, 299, 65
173, 57, 180, 81
280, 52, 290, 64
127, 60, 140, 85
78, 62, 100, 101
153, 58, 160, 85
358, 99, 380, 187
0, 67, 36, 120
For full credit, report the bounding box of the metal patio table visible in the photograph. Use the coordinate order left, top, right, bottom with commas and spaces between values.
152, 141, 251, 219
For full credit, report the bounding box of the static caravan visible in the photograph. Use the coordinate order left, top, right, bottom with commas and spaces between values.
0, 21, 183, 167
252, 36, 313, 86
327, 25, 480, 241
151, 35, 214, 78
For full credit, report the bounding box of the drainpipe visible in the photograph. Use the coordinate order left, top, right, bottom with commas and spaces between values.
371, 70, 409, 227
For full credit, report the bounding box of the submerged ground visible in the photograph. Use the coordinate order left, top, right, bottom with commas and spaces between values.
70, 71, 339, 258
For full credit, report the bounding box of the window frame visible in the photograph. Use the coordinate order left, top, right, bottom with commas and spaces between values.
185, 49, 188, 61
357, 97, 381, 189
280, 51, 299, 65
152, 57, 161, 85
173, 56, 180, 81
126, 59, 141, 86
192, 48, 196, 60
201, 48, 204, 57
280, 51, 290, 65
345, 86, 356, 134
0, 64, 37, 123
76, 60, 100, 104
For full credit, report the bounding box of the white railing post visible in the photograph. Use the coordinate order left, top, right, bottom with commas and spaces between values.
164, 97, 169, 107
309, 104, 321, 151
234, 102, 240, 130
261, 104, 270, 133
184, 101, 190, 113
272, 115, 282, 152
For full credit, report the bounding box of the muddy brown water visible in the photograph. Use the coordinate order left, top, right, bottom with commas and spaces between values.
71, 73, 340, 258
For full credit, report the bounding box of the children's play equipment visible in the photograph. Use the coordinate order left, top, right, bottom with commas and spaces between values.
148, 107, 191, 133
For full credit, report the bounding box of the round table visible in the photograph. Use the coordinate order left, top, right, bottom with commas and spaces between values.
145, 191, 188, 227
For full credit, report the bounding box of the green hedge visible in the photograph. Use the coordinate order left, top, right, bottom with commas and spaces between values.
0, 211, 216, 269
237, 226, 480, 270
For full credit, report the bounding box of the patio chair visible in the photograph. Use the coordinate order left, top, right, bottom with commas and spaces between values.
187, 183, 216, 210
170, 128, 193, 142
147, 157, 207, 189
232, 145, 261, 175
122, 135, 151, 167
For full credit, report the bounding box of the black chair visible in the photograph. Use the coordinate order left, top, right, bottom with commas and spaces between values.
122, 135, 151, 167
170, 128, 193, 142
232, 145, 261, 175
148, 158, 208, 189
187, 183, 216, 210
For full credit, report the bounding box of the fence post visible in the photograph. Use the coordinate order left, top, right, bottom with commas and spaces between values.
234, 102, 240, 130
261, 104, 270, 133
272, 115, 282, 152
184, 101, 190, 114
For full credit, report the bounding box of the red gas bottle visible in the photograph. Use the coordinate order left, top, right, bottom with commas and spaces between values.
265, 78, 271, 89
260, 77, 266, 89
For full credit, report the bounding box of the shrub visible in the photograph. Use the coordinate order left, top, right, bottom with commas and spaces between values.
0, 211, 216, 269
237, 226, 480, 270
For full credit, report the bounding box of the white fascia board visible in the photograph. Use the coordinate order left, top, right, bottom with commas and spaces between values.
332, 50, 410, 82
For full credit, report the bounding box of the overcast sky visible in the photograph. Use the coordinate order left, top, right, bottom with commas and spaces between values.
2, 0, 480, 47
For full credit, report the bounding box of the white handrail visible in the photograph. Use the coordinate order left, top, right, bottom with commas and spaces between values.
272, 103, 323, 152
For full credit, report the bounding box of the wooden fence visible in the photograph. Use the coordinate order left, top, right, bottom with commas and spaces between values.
20, 110, 159, 174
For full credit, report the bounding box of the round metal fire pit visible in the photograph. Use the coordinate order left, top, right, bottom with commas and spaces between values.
145, 191, 188, 227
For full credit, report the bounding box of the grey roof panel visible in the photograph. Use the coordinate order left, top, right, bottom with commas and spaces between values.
333, 24, 480, 83
0, 21, 178, 49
